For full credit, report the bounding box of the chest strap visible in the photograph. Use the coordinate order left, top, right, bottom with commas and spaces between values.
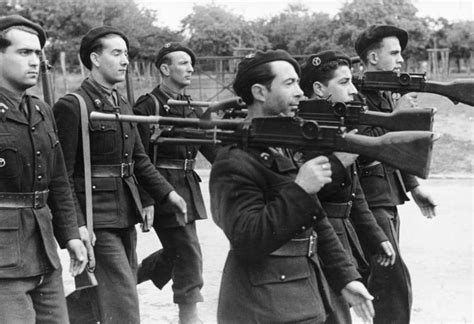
270, 230, 317, 257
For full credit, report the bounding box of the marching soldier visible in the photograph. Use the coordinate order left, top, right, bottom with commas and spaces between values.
53, 27, 186, 323
0, 15, 87, 323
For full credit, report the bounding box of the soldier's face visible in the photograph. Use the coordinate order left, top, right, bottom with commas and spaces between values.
164, 51, 194, 88
373, 36, 404, 72
317, 65, 357, 103
262, 61, 303, 116
92, 35, 128, 87
0, 28, 41, 93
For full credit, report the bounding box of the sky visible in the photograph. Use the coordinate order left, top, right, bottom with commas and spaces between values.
135, 0, 473, 31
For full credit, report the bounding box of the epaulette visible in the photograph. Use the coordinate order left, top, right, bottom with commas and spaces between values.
0, 103, 9, 122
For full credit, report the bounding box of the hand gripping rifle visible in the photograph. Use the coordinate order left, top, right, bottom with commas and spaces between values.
352, 71, 474, 106
297, 99, 436, 131
90, 112, 438, 179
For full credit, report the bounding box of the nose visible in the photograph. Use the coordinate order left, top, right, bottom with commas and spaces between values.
121, 53, 129, 65
188, 63, 194, 73
30, 53, 40, 66
397, 53, 404, 64
295, 84, 304, 98
348, 81, 358, 96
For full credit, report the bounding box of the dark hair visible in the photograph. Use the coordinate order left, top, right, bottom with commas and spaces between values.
301, 59, 350, 97
359, 39, 383, 65
233, 62, 275, 105
0, 26, 38, 52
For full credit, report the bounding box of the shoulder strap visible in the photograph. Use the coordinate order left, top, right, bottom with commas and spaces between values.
70, 93, 93, 235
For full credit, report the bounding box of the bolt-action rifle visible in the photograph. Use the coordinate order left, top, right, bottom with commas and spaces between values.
40, 50, 55, 106
352, 71, 474, 106
167, 96, 247, 119
90, 112, 437, 179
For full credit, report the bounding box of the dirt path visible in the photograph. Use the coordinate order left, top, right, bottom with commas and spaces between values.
60, 176, 473, 323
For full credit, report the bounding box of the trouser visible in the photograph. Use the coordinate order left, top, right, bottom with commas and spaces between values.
0, 267, 68, 324
139, 221, 204, 304
367, 207, 412, 324
94, 227, 140, 324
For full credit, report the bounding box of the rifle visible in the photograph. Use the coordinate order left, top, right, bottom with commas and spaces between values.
297, 99, 435, 131
352, 71, 474, 106
126, 67, 135, 106
90, 112, 437, 179
167, 97, 247, 119
40, 50, 55, 106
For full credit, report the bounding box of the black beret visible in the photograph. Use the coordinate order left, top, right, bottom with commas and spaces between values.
355, 24, 408, 57
300, 50, 351, 95
79, 26, 129, 70
155, 42, 196, 68
234, 49, 300, 87
0, 15, 46, 48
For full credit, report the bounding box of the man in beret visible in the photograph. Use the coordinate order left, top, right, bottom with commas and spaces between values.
53, 27, 187, 324
355, 24, 437, 324
300, 50, 396, 324
210, 49, 375, 323
0, 15, 88, 323
133, 42, 214, 323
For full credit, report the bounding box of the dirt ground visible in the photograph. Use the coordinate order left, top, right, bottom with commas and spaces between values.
60, 174, 473, 324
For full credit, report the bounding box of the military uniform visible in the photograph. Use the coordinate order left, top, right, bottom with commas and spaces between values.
356, 89, 416, 324
53, 78, 174, 323
0, 88, 80, 323
210, 145, 361, 323
133, 85, 215, 303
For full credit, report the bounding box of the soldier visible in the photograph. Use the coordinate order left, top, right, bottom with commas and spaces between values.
53, 27, 186, 324
354, 24, 437, 324
210, 49, 375, 323
133, 42, 214, 324
0, 15, 87, 323
300, 50, 396, 323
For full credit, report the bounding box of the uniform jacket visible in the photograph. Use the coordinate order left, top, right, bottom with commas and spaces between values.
318, 158, 388, 277
133, 85, 216, 228
0, 89, 79, 278
357, 90, 419, 207
53, 78, 173, 229
210, 145, 361, 323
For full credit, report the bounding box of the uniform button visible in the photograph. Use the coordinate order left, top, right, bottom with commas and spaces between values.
31, 126, 36, 132
351, 193, 356, 198
92, 185, 97, 190
124, 134, 129, 139
301, 225, 306, 231
353, 171, 357, 175
124, 153, 129, 158
37, 175, 42, 181
313, 216, 317, 220
280, 275, 286, 281
101, 125, 105, 130
36, 151, 41, 156
341, 182, 345, 187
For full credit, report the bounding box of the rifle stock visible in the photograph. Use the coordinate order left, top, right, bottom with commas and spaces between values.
90, 112, 437, 178
353, 71, 474, 106
297, 99, 435, 131
40, 50, 55, 106
167, 97, 247, 120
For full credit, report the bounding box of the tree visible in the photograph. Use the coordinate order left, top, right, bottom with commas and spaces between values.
445, 21, 474, 72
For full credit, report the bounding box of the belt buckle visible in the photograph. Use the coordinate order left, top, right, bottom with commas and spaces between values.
184, 159, 194, 172
121, 163, 129, 178
307, 234, 316, 257
33, 191, 41, 209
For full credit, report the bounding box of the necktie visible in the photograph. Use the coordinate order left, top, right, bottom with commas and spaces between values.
20, 98, 29, 119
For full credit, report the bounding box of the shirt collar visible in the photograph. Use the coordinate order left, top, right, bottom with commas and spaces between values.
0, 86, 23, 109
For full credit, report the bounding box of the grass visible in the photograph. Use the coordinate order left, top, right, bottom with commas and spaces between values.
29, 71, 473, 176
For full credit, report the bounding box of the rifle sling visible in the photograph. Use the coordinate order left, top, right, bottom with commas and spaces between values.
70, 93, 93, 237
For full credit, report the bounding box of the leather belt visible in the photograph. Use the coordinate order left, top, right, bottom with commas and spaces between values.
91, 162, 134, 178
155, 158, 195, 172
270, 232, 317, 257
0, 190, 49, 209
323, 201, 353, 219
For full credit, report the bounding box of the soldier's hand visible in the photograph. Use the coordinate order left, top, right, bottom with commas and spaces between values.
341, 281, 374, 323
167, 191, 188, 224
78, 225, 96, 270
411, 186, 436, 218
140, 205, 154, 232
295, 156, 332, 194
376, 240, 396, 267
65, 239, 88, 277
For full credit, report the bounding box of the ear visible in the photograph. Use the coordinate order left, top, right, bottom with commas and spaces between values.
312, 81, 325, 98
250, 83, 268, 103
90, 52, 100, 68
367, 51, 378, 65
160, 64, 170, 77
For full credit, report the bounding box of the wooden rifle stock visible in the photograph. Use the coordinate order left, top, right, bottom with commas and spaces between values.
353, 71, 474, 106
40, 50, 55, 106
90, 112, 437, 178
297, 99, 435, 131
